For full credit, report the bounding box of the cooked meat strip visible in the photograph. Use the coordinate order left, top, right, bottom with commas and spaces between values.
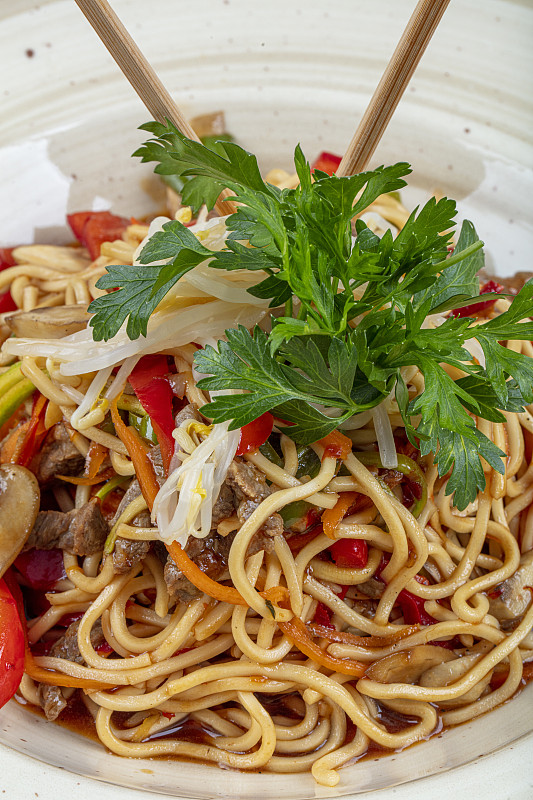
226, 458, 283, 535
38, 619, 106, 721
112, 538, 150, 573
164, 532, 237, 603
35, 422, 84, 485
110, 478, 154, 572
211, 482, 235, 526
24, 498, 108, 555
226, 459, 271, 504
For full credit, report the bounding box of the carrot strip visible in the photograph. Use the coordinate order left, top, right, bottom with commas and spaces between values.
317, 430, 352, 460
278, 616, 366, 677
24, 651, 113, 690
57, 469, 114, 486
110, 396, 159, 510
322, 491, 358, 539
262, 586, 291, 604
166, 541, 247, 606
16, 394, 47, 467
3, 569, 113, 691
85, 440, 108, 479
0, 420, 30, 464
307, 622, 419, 648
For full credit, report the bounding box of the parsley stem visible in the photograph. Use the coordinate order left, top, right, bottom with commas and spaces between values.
431, 240, 484, 273
285, 297, 293, 317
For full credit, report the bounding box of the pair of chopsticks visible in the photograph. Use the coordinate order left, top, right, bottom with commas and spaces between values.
74, 0, 451, 213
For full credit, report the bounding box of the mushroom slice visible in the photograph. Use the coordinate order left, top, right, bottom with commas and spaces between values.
4, 305, 91, 340
365, 645, 455, 684
419, 653, 492, 708
0, 464, 40, 579
489, 550, 533, 621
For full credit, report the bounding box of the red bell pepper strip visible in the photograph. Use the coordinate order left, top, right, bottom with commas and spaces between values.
396, 588, 437, 625
67, 210, 130, 261
452, 280, 504, 318
0, 247, 18, 313
236, 412, 274, 456
14, 548, 66, 591
313, 601, 334, 629
329, 538, 369, 569
0, 577, 25, 709
311, 151, 342, 176
128, 355, 176, 473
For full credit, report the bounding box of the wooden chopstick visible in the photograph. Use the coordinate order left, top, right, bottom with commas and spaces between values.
74, 0, 236, 216
337, 0, 451, 177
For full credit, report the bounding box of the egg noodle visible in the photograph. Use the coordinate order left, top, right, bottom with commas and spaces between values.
1, 175, 532, 788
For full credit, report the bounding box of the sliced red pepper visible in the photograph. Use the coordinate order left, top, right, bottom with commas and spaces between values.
0, 250, 18, 312
396, 588, 437, 625
0, 577, 25, 709
14, 548, 66, 591
329, 538, 369, 569
313, 601, 334, 629
67, 210, 130, 261
311, 151, 342, 176
129, 355, 176, 473
236, 412, 274, 456
452, 280, 504, 318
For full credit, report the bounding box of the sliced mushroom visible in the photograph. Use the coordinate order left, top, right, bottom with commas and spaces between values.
365, 645, 455, 684
0, 464, 40, 578
419, 653, 492, 708
489, 550, 533, 621
4, 305, 91, 340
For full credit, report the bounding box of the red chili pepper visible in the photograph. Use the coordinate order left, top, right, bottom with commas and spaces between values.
336, 585, 350, 601
236, 412, 274, 456
14, 548, 66, 591
129, 355, 176, 473
311, 151, 342, 175
313, 602, 334, 629
0, 249, 18, 312
329, 538, 369, 569
58, 611, 85, 628
452, 280, 504, 318
67, 210, 130, 261
94, 640, 113, 655
0, 577, 25, 709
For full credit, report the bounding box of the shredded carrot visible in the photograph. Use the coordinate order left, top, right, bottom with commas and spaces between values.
490, 660, 533, 690
0, 420, 30, 464
307, 622, 419, 648
317, 429, 352, 460
85, 440, 108, 479
110, 396, 159, 511
56, 470, 114, 486
16, 394, 48, 467
24, 650, 114, 690
278, 616, 366, 677
322, 491, 358, 539
262, 585, 291, 604
3, 569, 113, 691
166, 541, 247, 606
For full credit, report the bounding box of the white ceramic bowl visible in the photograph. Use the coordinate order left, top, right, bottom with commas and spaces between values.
1, 1, 532, 798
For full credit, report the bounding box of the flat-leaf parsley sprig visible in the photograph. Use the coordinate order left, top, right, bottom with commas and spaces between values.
88, 121, 533, 508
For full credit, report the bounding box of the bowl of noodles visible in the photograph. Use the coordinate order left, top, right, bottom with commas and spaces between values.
0, 1, 532, 799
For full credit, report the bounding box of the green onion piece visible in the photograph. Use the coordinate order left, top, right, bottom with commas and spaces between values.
95, 474, 128, 501
117, 394, 145, 416
296, 446, 321, 480
0, 376, 35, 428
354, 451, 428, 518
128, 412, 158, 444
279, 499, 311, 528
0, 361, 24, 396
258, 441, 283, 468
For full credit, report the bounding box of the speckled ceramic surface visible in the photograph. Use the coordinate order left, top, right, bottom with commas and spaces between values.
0, 1, 532, 798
